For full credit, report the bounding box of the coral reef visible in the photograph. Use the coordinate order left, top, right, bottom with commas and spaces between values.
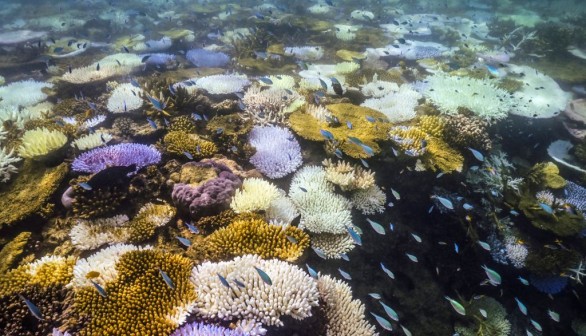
443, 113, 492, 151
205, 216, 309, 261
289, 103, 391, 159
248, 125, 303, 179
163, 131, 218, 159
230, 177, 282, 213
322, 158, 375, 191
454, 297, 511, 336
18, 127, 67, 161
0, 231, 31, 273
72, 143, 161, 174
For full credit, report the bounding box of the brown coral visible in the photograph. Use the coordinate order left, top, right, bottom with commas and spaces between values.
444, 113, 492, 151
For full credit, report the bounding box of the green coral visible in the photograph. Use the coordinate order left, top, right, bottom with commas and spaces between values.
0, 161, 68, 228
289, 103, 391, 159
455, 297, 511, 336
518, 194, 585, 237
526, 162, 566, 190
526, 247, 582, 276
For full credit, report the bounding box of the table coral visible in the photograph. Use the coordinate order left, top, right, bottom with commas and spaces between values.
205, 216, 309, 262
289, 103, 391, 159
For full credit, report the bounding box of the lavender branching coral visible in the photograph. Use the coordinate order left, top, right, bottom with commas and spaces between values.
248, 125, 302, 179
72, 143, 162, 174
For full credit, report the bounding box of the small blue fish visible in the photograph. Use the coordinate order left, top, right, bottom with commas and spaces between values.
346, 121, 353, 129
478, 241, 491, 251
185, 222, 200, 234
340, 253, 350, 261
468, 147, 484, 161
346, 227, 362, 246
370, 312, 393, 331
463, 203, 473, 210
330, 77, 340, 85
320, 129, 334, 140
391, 188, 400, 200
312, 246, 328, 259
380, 262, 395, 279
404, 149, 419, 157
334, 148, 343, 159
518, 276, 529, 286
216, 127, 224, 134
485, 64, 500, 77
91, 280, 108, 298
147, 95, 166, 111
192, 113, 203, 121
367, 218, 386, 235
233, 279, 246, 288
433, 195, 454, 210
286, 235, 298, 244
410, 233, 422, 243
510, 210, 520, 216
237, 100, 246, 110
258, 77, 273, 84
405, 253, 418, 263
217, 273, 231, 288
389, 223, 394, 231
368, 293, 382, 299
159, 269, 175, 289
539, 203, 554, 214
482, 265, 502, 285
380, 301, 399, 322
306, 264, 319, 279
78, 182, 93, 191
146, 117, 157, 129
319, 78, 328, 90
530, 319, 542, 332
347, 136, 363, 145
514, 297, 528, 315
391, 147, 399, 156
338, 268, 352, 280
18, 294, 43, 320
87, 102, 97, 111
454, 243, 459, 254
130, 78, 140, 87
428, 205, 434, 213
360, 144, 374, 156
54, 47, 64, 53
183, 151, 194, 160
360, 158, 369, 168
366, 116, 376, 122
254, 266, 272, 285
176, 236, 192, 247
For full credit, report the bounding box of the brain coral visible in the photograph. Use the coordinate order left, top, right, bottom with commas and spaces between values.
205, 216, 309, 261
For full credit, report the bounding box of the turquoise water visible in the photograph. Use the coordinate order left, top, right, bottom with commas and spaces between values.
0, 0, 585, 335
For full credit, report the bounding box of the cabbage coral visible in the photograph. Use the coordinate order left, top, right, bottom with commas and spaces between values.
205, 216, 309, 261
191, 254, 319, 326
317, 274, 378, 336
289, 103, 391, 159
230, 178, 282, 213
18, 127, 67, 160
69, 248, 196, 336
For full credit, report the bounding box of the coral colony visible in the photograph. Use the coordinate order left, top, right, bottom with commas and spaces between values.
1, 0, 586, 336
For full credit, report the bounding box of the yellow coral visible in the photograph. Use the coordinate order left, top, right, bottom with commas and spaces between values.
0, 255, 76, 297
418, 115, 445, 138
18, 127, 67, 159
127, 203, 176, 242
163, 131, 217, 158
70, 249, 196, 336
205, 217, 310, 262
322, 159, 375, 191
289, 103, 391, 159
168, 115, 196, 133
230, 178, 282, 213
0, 232, 31, 273
0, 161, 68, 228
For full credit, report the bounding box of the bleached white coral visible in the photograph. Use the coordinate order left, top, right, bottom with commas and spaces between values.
504, 236, 528, 269
351, 10, 375, 21
335, 24, 359, 41
308, 3, 331, 14
0, 146, 21, 182
335, 61, 360, 74
71, 132, 112, 151
230, 178, 283, 213
83, 115, 107, 129
361, 76, 399, 98
289, 166, 353, 234
107, 83, 144, 113
351, 185, 386, 215
362, 84, 421, 123
132, 36, 172, 52
62, 53, 142, 84
0, 80, 52, 107
507, 64, 571, 118
191, 255, 319, 326
18, 127, 67, 159
422, 72, 511, 121
317, 274, 378, 336
179, 74, 250, 95
265, 195, 300, 225
70, 244, 152, 288
306, 104, 332, 122
69, 215, 130, 250
322, 159, 375, 191
263, 75, 296, 90
311, 233, 356, 259
241, 86, 305, 124
284, 46, 324, 61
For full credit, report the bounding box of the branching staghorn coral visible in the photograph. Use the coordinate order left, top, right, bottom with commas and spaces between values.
191, 254, 319, 327
241, 85, 305, 124
205, 216, 309, 262
0, 146, 21, 182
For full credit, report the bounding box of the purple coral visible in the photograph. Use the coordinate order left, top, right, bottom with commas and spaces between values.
71, 143, 161, 174
171, 161, 241, 217
564, 181, 586, 211
170, 322, 246, 336
249, 126, 303, 179
186, 48, 230, 68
